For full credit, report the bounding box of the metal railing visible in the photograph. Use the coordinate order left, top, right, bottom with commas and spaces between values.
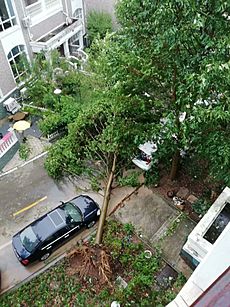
0, 131, 18, 159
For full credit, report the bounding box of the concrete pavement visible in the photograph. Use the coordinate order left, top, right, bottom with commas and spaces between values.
114, 186, 194, 277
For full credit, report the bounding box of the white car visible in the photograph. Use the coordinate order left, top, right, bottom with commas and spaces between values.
132, 142, 158, 171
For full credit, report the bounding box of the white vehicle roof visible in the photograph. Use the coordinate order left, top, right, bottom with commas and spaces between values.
138, 142, 158, 156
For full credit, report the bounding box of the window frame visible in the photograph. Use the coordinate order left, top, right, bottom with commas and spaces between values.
24, 0, 40, 7
73, 8, 83, 20
0, 0, 17, 32
7, 45, 27, 82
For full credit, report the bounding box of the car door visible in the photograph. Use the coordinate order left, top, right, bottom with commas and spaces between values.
65, 219, 82, 240
39, 233, 57, 258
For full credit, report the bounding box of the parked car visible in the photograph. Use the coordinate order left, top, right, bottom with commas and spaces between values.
132, 142, 158, 171
12, 195, 100, 266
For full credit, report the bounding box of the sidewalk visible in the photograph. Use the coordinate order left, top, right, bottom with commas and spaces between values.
113, 186, 194, 278
1, 135, 49, 174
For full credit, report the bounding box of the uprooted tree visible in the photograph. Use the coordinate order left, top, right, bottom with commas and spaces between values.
44, 91, 155, 243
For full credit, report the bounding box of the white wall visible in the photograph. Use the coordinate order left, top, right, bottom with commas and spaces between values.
168, 193, 230, 307
1, 27, 28, 56
183, 187, 230, 263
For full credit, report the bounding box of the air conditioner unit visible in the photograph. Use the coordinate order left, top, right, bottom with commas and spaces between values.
22, 16, 31, 28
3, 97, 21, 114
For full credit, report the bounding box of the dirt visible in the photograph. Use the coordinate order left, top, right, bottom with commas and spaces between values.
151, 168, 220, 222
65, 233, 144, 294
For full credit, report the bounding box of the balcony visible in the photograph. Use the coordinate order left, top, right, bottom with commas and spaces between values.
30, 19, 83, 53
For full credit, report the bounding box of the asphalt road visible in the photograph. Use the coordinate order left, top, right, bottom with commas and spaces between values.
0, 156, 103, 246
0, 155, 104, 294
0, 225, 96, 294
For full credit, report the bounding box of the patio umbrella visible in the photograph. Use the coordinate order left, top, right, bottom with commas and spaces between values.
13, 120, 31, 132
13, 120, 31, 142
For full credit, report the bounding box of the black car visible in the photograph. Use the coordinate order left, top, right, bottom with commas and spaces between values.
12, 195, 100, 265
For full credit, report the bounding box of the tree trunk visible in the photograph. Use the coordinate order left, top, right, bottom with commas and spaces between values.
95, 154, 117, 244
170, 149, 180, 181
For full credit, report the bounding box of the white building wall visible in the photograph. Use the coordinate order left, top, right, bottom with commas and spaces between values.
1, 27, 28, 56
0, 0, 85, 103
183, 187, 230, 263
168, 222, 230, 306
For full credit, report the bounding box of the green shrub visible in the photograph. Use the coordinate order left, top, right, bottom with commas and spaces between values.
192, 198, 212, 216
118, 172, 140, 187
90, 177, 101, 192
144, 166, 160, 187
87, 11, 113, 43
19, 143, 31, 160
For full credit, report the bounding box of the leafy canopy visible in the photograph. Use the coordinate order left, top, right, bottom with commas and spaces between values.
89, 0, 230, 184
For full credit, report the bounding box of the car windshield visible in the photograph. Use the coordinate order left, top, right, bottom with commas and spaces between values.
20, 226, 40, 253
63, 203, 83, 224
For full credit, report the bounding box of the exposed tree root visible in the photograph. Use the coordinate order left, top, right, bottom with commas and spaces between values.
68, 244, 113, 287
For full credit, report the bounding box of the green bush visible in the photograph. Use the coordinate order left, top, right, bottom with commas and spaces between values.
144, 166, 160, 187
118, 172, 140, 187
19, 143, 31, 160
87, 11, 112, 43
192, 198, 212, 216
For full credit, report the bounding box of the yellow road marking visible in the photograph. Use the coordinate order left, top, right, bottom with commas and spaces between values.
13, 196, 47, 217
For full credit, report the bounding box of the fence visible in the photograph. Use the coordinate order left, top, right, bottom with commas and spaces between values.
0, 130, 18, 159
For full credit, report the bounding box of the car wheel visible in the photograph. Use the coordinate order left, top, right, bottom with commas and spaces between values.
40, 252, 51, 261
87, 220, 96, 228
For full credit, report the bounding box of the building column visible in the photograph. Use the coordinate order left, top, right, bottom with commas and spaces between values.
63, 41, 70, 57
79, 31, 84, 50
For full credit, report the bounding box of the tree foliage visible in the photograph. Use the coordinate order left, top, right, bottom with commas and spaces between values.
89, 0, 230, 184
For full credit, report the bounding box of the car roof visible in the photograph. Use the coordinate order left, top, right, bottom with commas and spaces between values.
32, 207, 67, 241
138, 142, 158, 156
18, 195, 95, 242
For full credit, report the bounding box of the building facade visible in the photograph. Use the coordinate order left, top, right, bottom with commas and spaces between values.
0, 0, 85, 110
168, 187, 230, 306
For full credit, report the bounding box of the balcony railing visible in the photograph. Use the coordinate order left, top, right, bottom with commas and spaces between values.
0, 131, 18, 159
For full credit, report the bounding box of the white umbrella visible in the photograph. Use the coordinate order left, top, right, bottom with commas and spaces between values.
13, 120, 31, 142
13, 120, 31, 132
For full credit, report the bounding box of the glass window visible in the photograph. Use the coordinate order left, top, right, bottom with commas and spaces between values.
20, 226, 40, 252
0, 0, 16, 32
69, 32, 81, 46
24, 0, 39, 6
8, 45, 27, 82
73, 8, 83, 20
6, 0, 14, 16
62, 203, 82, 224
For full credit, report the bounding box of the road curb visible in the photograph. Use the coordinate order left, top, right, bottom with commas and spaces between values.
0, 152, 47, 178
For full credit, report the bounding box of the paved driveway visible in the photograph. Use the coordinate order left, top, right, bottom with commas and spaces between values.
115, 187, 178, 243
114, 187, 194, 277
0, 156, 103, 246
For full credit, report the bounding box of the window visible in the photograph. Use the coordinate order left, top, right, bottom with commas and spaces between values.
8, 45, 27, 82
73, 8, 83, 20
24, 0, 39, 6
20, 226, 40, 252
69, 31, 81, 47
62, 203, 82, 224
0, 0, 16, 32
